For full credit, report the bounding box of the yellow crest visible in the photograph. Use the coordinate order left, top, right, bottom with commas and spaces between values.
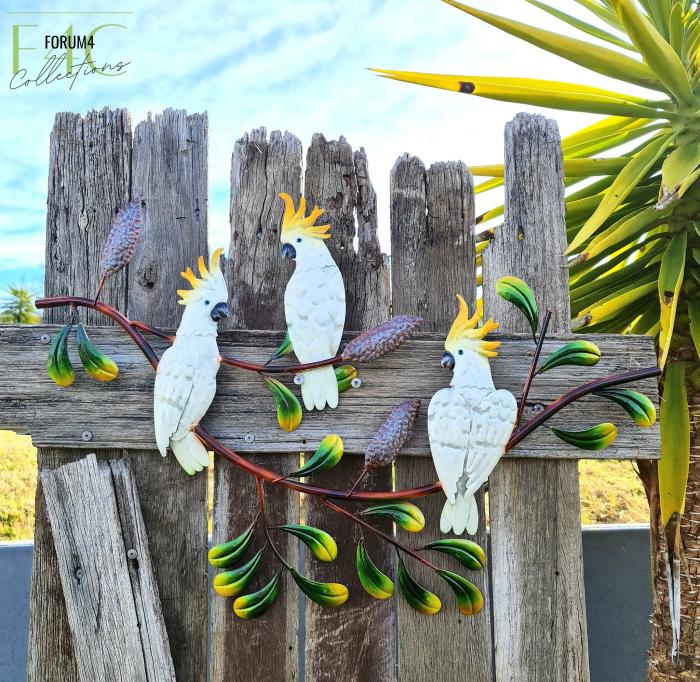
177, 247, 224, 305
445, 294, 500, 358
279, 192, 331, 240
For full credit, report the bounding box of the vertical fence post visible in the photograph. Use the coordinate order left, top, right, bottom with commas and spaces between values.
303, 134, 394, 682
483, 113, 590, 682
391, 154, 493, 681
210, 127, 303, 682
128, 109, 210, 682
29, 108, 132, 682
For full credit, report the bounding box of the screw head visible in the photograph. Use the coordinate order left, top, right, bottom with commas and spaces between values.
293, 375, 304, 385
127, 549, 137, 560
81, 430, 93, 442
532, 403, 544, 414
75, 567, 84, 580
40, 333, 51, 345
351, 377, 362, 389
244, 433, 255, 444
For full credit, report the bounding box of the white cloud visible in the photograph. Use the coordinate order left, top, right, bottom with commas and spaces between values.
1, 0, 637, 286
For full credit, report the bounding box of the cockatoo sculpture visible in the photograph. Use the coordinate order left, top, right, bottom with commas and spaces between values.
153, 248, 229, 475
428, 295, 517, 535
279, 192, 345, 411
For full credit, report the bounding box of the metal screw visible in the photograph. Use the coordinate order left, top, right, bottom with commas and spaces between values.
532, 403, 544, 414
81, 430, 93, 442
351, 377, 362, 389
244, 433, 255, 444
40, 333, 51, 345
127, 549, 137, 560
294, 375, 304, 385
75, 568, 84, 580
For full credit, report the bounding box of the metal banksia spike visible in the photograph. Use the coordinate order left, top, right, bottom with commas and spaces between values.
99, 200, 143, 280
365, 399, 421, 470
341, 315, 423, 362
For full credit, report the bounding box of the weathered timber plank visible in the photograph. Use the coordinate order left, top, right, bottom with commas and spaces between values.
303, 137, 395, 682
29, 107, 132, 682
391, 154, 493, 682
108, 459, 176, 681
210, 127, 302, 682
483, 113, 590, 681
5, 325, 659, 459
41, 453, 165, 681
128, 108, 210, 682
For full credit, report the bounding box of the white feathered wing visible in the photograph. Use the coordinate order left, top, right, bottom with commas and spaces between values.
153, 345, 214, 475
428, 387, 517, 535
284, 264, 345, 410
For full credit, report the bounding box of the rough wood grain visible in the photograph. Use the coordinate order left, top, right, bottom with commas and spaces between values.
3, 326, 659, 458
41, 453, 169, 681
303, 135, 395, 682
108, 458, 176, 681
128, 108, 209, 682
29, 108, 132, 682
210, 127, 302, 682
483, 113, 590, 682
390, 154, 493, 682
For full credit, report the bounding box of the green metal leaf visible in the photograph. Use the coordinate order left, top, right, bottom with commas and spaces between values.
212, 548, 264, 597
397, 556, 441, 615
536, 340, 601, 374
233, 571, 281, 619
47, 322, 75, 388
287, 434, 344, 478
76, 323, 119, 381
335, 365, 358, 393
277, 524, 337, 562
437, 569, 484, 616
552, 423, 618, 450
270, 330, 294, 360
208, 517, 256, 568
356, 540, 394, 600
594, 388, 657, 427
360, 502, 425, 532
264, 377, 302, 432
495, 276, 538, 339
422, 538, 487, 571
659, 362, 690, 526
290, 569, 349, 607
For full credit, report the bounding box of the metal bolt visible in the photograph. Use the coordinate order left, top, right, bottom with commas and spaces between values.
532, 403, 544, 414
127, 549, 137, 560
351, 377, 362, 389
294, 375, 304, 385
244, 433, 255, 444
40, 333, 51, 345
81, 430, 93, 442
75, 568, 84, 580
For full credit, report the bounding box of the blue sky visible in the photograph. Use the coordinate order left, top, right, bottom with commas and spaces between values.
0, 0, 629, 296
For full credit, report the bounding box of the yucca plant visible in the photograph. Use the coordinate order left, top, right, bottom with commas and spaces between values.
376, 0, 700, 677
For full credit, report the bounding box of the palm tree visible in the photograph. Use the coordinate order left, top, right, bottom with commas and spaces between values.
376, 1, 699, 679
0, 286, 41, 324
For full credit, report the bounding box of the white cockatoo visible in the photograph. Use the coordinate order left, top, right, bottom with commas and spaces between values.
279, 192, 345, 411
153, 248, 229, 475
428, 295, 518, 535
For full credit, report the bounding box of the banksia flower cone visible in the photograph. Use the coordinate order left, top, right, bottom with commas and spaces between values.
365, 399, 420, 469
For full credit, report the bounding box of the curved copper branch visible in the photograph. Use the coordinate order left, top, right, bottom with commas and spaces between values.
35, 295, 661, 501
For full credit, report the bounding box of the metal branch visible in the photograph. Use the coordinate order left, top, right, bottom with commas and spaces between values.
34, 295, 660, 502
515, 310, 551, 427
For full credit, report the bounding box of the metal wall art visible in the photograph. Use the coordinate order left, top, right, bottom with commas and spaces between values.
39, 194, 659, 621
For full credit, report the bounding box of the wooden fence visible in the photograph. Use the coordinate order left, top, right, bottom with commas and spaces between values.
1, 108, 661, 681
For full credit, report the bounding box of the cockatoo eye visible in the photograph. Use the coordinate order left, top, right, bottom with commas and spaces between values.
204, 300, 210, 306
296, 237, 302, 243
458, 349, 464, 355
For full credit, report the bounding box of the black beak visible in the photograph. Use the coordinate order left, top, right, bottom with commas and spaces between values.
281, 243, 297, 259
211, 302, 229, 322
441, 352, 455, 370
